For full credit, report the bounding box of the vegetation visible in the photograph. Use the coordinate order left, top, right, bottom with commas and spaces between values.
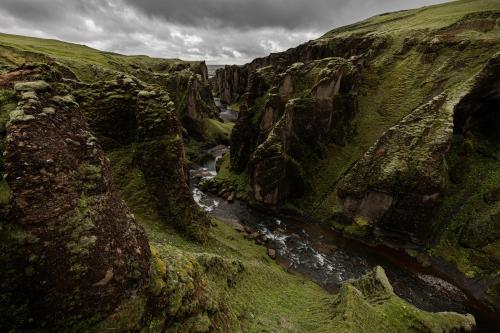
0, 32, 200, 82
0, 0, 499, 331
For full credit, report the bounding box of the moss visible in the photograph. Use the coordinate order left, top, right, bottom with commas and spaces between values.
13, 80, 50, 92
89, 295, 148, 333
0, 179, 11, 207
430, 133, 500, 280
203, 118, 234, 143
78, 162, 103, 192
327, 266, 475, 333
8, 108, 35, 123
354, 216, 370, 227
227, 103, 240, 112
149, 246, 167, 296
214, 154, 252, 198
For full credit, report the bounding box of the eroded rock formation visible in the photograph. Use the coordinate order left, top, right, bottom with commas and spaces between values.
0, 74, 151, 330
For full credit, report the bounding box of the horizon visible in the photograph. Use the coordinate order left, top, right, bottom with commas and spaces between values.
0, 0, 448, 65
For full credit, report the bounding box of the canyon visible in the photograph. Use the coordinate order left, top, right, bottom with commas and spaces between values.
0, 0, 499, 332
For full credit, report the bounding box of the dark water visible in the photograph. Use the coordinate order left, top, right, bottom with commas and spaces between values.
189, 101, 499, 331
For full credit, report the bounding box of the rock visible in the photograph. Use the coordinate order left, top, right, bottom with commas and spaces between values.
329, 266, 476, 332
227, 58, 359, 205
71, 76, 210, 240
227, 191, 235, 202
267, 248, 276, 259
0, 77, 151, 329
244, 225, 254, 234
337, 94, 450, 244
14, 80, 50, 92
259, 233, 268, 243
248, 231, 260, 239
416, 253, 431, 267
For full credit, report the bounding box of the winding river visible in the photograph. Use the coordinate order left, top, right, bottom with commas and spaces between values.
190, 99, 499, 332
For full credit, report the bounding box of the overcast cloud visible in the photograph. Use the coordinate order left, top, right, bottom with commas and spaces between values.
0, 0, 447, 64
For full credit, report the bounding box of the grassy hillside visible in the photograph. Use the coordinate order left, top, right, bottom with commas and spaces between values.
0, 32, 199, 81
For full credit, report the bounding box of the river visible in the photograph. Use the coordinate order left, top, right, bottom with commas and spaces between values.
189, 99, 499, 332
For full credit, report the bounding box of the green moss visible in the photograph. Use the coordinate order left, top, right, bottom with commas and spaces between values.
214, 154, 252, 198
107, 145, 163, 223
227, 103, 240, 112
0, 179, 11, 207
203, 118, 234, 142
430, 134, 500, 280
90, 295, 148, 333
149, 246, 167, 296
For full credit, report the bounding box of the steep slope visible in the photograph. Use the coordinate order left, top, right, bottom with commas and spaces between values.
213, 0, 500, 313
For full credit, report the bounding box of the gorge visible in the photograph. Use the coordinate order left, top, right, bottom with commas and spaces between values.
0, 0, 499, 332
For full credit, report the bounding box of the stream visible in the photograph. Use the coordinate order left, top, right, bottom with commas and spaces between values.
189, 99, 498, 332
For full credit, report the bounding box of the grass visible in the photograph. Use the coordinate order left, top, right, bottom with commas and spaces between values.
0, 32, 198, 81
323, 0, 500, 39
215, 154, 252, 197
146, 217, 337, 333
203, 118, 234, 142
227, 103, 240, 112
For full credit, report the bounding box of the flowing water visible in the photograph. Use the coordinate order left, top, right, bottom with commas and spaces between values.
189, 99, 499, 331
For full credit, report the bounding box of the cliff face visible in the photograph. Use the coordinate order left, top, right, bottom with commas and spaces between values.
71, 76, 210, 240
214, 0, 500, 312
245, 58, 360, 205
136, 65, 220, 139
0, 68, 151, 330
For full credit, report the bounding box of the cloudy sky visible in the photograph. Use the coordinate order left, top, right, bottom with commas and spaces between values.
0, 0, 447, 65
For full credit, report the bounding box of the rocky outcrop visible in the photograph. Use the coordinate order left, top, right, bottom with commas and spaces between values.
330, 266, 476, 333
139, 68, 219, 139
71, 75, 210, 240
0, 77, 151, 330
337, 93, 451, 245
211, 34, 386, 105
213, 65, 249, 104
228, 58, 360, 205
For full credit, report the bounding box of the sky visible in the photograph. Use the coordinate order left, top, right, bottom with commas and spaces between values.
0, 0, 448, 65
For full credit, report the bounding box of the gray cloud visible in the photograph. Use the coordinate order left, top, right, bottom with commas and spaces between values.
0, 0, 447, 64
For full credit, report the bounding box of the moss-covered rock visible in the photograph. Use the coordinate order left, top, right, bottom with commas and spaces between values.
0, 77, 151, 331
71, 75, 210, 240
329, 266, 476, 333
226, 58, 360, 206
337, 93, 451, 245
